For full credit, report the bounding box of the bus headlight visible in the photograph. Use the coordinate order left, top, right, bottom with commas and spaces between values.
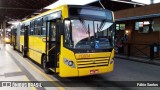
68, 61, 74, 66
63, 58, 75, 68
5, 38, 9, 41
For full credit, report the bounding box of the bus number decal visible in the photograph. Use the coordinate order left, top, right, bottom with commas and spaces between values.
79, 54, 90, 58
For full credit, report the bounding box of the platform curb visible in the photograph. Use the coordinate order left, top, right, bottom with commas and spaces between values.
115, 55, 160, 66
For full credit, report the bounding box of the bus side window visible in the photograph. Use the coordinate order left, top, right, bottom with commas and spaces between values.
37, 18, 41, 35
21, 25, 24, 35
34, 20, 38, 35
30, 21, 34, 35
41, 18, 46, 35
51, 22, 56, 41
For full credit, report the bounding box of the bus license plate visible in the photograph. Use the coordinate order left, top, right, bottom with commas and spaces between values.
90, 70, 98, 74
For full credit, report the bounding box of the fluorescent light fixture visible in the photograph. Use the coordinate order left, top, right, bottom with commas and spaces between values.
6, 28, 11, 31
132, 0, 160, 4
34, 13, 41, 14
111, 0, 145, 5
8, 21, 21, 25
132, 0, 150, 4
44, 0, 98, 9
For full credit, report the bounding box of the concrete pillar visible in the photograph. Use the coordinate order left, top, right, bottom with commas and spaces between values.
150, 0, 154, 4
3, 21, 6, 46
1, 22, 2, 44
0, 22, 2, 32
0, 22, 2, 44
0, 22, 1, 33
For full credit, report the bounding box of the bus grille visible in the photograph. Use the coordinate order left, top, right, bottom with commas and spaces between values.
77, 58, 110, 68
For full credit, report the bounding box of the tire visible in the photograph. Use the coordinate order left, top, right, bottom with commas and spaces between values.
42, 55, 50, 74
22, 46, 26, 58
22, 49, 26, 57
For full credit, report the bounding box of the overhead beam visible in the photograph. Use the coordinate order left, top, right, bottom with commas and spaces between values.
0, 7, 37, 11
16, 0, 35, 8
2, 20, 6, 46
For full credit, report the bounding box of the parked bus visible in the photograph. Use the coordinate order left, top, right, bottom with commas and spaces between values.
5, 31, 11, 44
11, 27, 18, 49
11, 5, 115, 77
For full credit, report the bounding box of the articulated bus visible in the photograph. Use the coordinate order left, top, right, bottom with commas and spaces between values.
11, 5, 115, 77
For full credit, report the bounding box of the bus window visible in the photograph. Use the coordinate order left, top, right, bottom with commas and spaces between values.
21, 25, 24, 35
64, 19, 114, 49
30, 21, 34, 35
34, 20, 38, 35
41, 17, 47, 36
64, 20, 73, 48
50, 22, 56, 41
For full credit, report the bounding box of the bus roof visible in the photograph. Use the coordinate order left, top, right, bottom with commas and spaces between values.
22, 4, 68, 23
22, 5, 113, 24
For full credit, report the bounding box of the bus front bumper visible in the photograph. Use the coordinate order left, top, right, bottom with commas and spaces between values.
78, 62, 114, 77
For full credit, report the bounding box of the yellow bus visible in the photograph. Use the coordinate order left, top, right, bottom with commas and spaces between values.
5, 31, 11, 44
11, 25, 21, 50
12, 5, 115, 77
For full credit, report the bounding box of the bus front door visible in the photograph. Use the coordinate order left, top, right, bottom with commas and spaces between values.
46, 20, 58, 71
23, 26, 29, 57
13, 29, 17, 49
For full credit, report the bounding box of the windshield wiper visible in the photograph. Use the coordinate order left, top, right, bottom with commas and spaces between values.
79, 18, 88, 34
87, 24, 91, 40
79, 18, 91, 40
97, 20, 105, 32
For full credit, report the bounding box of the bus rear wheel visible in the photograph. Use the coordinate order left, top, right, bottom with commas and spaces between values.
42, 55, 50, 74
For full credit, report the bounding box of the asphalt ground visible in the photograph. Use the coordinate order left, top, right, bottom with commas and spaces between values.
0, 44, 160, 90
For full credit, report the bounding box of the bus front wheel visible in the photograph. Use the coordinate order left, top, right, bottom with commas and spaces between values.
42, 55, 50, 74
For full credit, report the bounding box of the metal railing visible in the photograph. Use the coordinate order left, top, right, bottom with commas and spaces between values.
152, 42, 160, 60
116, 42, 160, 60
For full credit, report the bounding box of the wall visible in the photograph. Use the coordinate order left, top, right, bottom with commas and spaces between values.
116, 19, 160, 58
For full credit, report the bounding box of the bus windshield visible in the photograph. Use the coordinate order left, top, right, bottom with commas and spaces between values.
64, 19, 114, 49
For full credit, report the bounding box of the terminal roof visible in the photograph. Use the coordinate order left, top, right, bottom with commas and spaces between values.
0, 0, 57, 21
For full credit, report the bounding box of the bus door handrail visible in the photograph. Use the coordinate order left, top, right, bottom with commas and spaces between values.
47, 45, 56, 53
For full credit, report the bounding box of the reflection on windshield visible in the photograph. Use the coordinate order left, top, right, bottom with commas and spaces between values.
64, 19, 114, 49
72, 20, 95, 47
